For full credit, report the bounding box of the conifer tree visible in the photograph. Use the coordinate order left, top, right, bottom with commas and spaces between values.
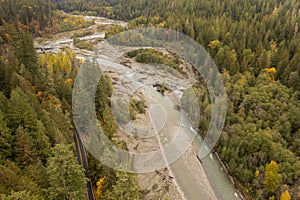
106, 172, 142, 200
15, 126, 37, 167
46, 144, 87, 200
13, 30, 38, 75
0, 190, 41, 200
0, 112, 13, 160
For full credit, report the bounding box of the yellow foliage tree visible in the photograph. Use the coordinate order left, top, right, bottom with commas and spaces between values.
264, 160, 282, 193
64, 78, 73, 85
280, 190, 291, 200
70, 50, 76, 64
62, 54, 72, 74
95, 177, 105, 200
65, 48, 70, 57
265, 67, 276, 81
39, 54, 46, 67
63, 17, 69, 23
47, 95, 55, 103
47, 61, 54, 82
255, 169, 260, 178
265, 67, 276, 74
79, 58, 84, 64
208, 39, 222, 49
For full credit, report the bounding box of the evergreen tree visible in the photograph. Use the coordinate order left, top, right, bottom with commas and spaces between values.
46, 144, 87, 200
15, 126, 37, 167
106, 172, 142, 200
7, 88, 38, 131
0, 111, 13, 161
12, 30, 38, 75
0, 161, 43, 196
0, 190, 41, 200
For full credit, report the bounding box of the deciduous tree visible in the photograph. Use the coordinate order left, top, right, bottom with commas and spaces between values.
264, 160, 282, 193
280, 190, 291, 200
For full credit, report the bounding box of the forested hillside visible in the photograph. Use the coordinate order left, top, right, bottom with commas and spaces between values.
210, 71, 299, 199
0, 1, 89, 197
0, 0, 94, 36
49, 0, 300, 89
0, 1, 141, 199
0, 0, 299, 199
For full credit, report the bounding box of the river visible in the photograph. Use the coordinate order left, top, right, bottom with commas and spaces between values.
96, 54, 243, 200
35, 13, 243, 200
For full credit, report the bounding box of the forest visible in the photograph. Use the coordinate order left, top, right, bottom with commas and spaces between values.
0, 0, 299, 199
0, 0, 141, 199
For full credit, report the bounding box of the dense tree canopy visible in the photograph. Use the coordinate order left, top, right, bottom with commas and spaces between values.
0, 8, 87, 197
0, 0, 299, 199
46, 144, 87, 200
53, 0, 300, 91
